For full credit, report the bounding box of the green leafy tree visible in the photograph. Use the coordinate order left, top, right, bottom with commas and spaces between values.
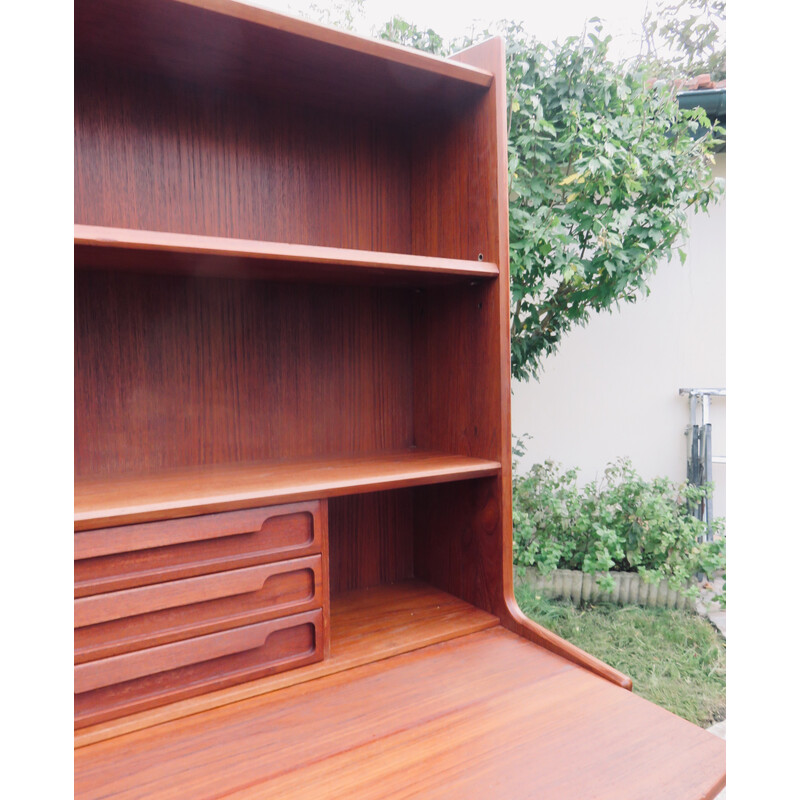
642, 0, 726, 81
502, 21, 722, 380
381, 18, 723, 380
304, 0, 365, 31
378, 16, 446, 55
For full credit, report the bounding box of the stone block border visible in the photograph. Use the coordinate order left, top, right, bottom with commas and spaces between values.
515, 567, 692, 610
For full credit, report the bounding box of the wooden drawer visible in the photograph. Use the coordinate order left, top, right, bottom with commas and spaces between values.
74, 608, 323, 728
74, 555, 323, 663
74, 500, 326, 597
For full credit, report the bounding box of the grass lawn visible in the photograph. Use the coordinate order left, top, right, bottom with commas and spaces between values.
515, 582, 726, 727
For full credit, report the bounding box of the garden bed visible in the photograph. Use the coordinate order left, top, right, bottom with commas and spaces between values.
516, 566, 692, 610
512, 457, 726, 609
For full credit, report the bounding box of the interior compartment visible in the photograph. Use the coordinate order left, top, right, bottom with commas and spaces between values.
75, 55, 494, 263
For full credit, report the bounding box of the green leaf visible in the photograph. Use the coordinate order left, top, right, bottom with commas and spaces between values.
373, 14, 724, 382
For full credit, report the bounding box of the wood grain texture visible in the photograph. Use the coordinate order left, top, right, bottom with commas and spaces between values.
75, 502, 323, 596
75, 555, 322, 662
70, 5, 726, 791
74, 0, 490, 123
75, 60, 412, 248
74, 626, 725, 800
75, 269, 416, 480
75, 225, 499, 285
74, 450, 500, 530
414, 479, 630, 690
75, 609, 323, 729
75, 555, 321, 628
328, 490, 414, 595
407, 40, 632, 690
74, 580, 498, 747
409, 41, 507, 610
75, 503, 315, 560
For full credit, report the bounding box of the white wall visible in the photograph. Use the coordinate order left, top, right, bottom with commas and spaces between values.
511, 155, 726, 518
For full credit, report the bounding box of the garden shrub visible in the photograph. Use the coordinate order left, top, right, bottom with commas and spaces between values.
512, 457, 725, 600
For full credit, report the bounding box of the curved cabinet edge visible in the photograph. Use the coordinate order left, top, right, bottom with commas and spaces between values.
498, 593, 633, 691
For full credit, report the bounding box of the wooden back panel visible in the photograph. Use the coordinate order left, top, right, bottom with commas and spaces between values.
75, 271, 414, 475
328, 491, 414, 596
74, 61, 411, 250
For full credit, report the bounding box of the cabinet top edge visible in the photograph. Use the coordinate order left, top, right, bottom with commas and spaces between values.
176, 0, 495, 85
75, 0, 495, 99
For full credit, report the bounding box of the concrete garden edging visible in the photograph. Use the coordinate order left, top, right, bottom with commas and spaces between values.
515, 566, 691, 610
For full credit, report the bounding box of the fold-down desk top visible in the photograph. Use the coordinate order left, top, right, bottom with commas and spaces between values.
74, 625, 725, 799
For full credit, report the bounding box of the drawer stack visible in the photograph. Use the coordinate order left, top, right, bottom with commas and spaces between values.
74, 501, 329, 728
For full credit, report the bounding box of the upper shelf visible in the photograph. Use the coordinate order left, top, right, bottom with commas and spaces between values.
75, 0, 494, 120
74, 225, 500, 285
74, 450, 502, 530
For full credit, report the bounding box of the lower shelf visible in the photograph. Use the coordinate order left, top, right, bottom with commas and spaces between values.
75, 625, 726, 800
74, 580, 498, 746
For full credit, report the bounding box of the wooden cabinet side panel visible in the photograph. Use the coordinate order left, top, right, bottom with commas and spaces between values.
410, 38, 509, 467
411, 43, 632, 689
410, 38, 512, 619
413, 478, 503, 614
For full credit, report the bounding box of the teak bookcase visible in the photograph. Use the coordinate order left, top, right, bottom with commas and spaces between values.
74, 2, 726, 797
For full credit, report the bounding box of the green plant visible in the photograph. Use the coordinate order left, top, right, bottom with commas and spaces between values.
503, 20, 723, 380
304, 0, 366, 32
378, 16, 446, 55
379, 16, 724, 381
512, 457, 725, 600
515, 585, 726, 726
642, 0, 726, 82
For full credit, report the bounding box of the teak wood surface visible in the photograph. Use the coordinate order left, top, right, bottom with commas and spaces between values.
75, 271, 419, 479
75, 626, 725, 799
74, 581, 498, 747
74, 1, 724, 795
75, 224, 499, 285
75, 501, 325, 595
74, 451, 502, 529
75, 609, 324, 729
74, 555, 323, 661
75, 0, 491, 121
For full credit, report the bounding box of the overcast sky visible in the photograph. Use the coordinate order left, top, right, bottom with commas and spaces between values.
261, 0, 657, 60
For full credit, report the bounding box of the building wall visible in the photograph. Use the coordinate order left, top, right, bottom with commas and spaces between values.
511, 155, 726, 518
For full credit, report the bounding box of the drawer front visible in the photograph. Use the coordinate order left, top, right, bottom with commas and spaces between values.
74, 608, 323, 729
74, 501, 326, 597
74, 555, 323, 663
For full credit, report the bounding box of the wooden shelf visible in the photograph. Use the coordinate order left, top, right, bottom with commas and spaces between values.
75, 580, 499, 747
73, 6, 725, 794
75, 0, 492, 120
74, 225, 500, 285
75, 622, 725, 800
75, 450, 502, 530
